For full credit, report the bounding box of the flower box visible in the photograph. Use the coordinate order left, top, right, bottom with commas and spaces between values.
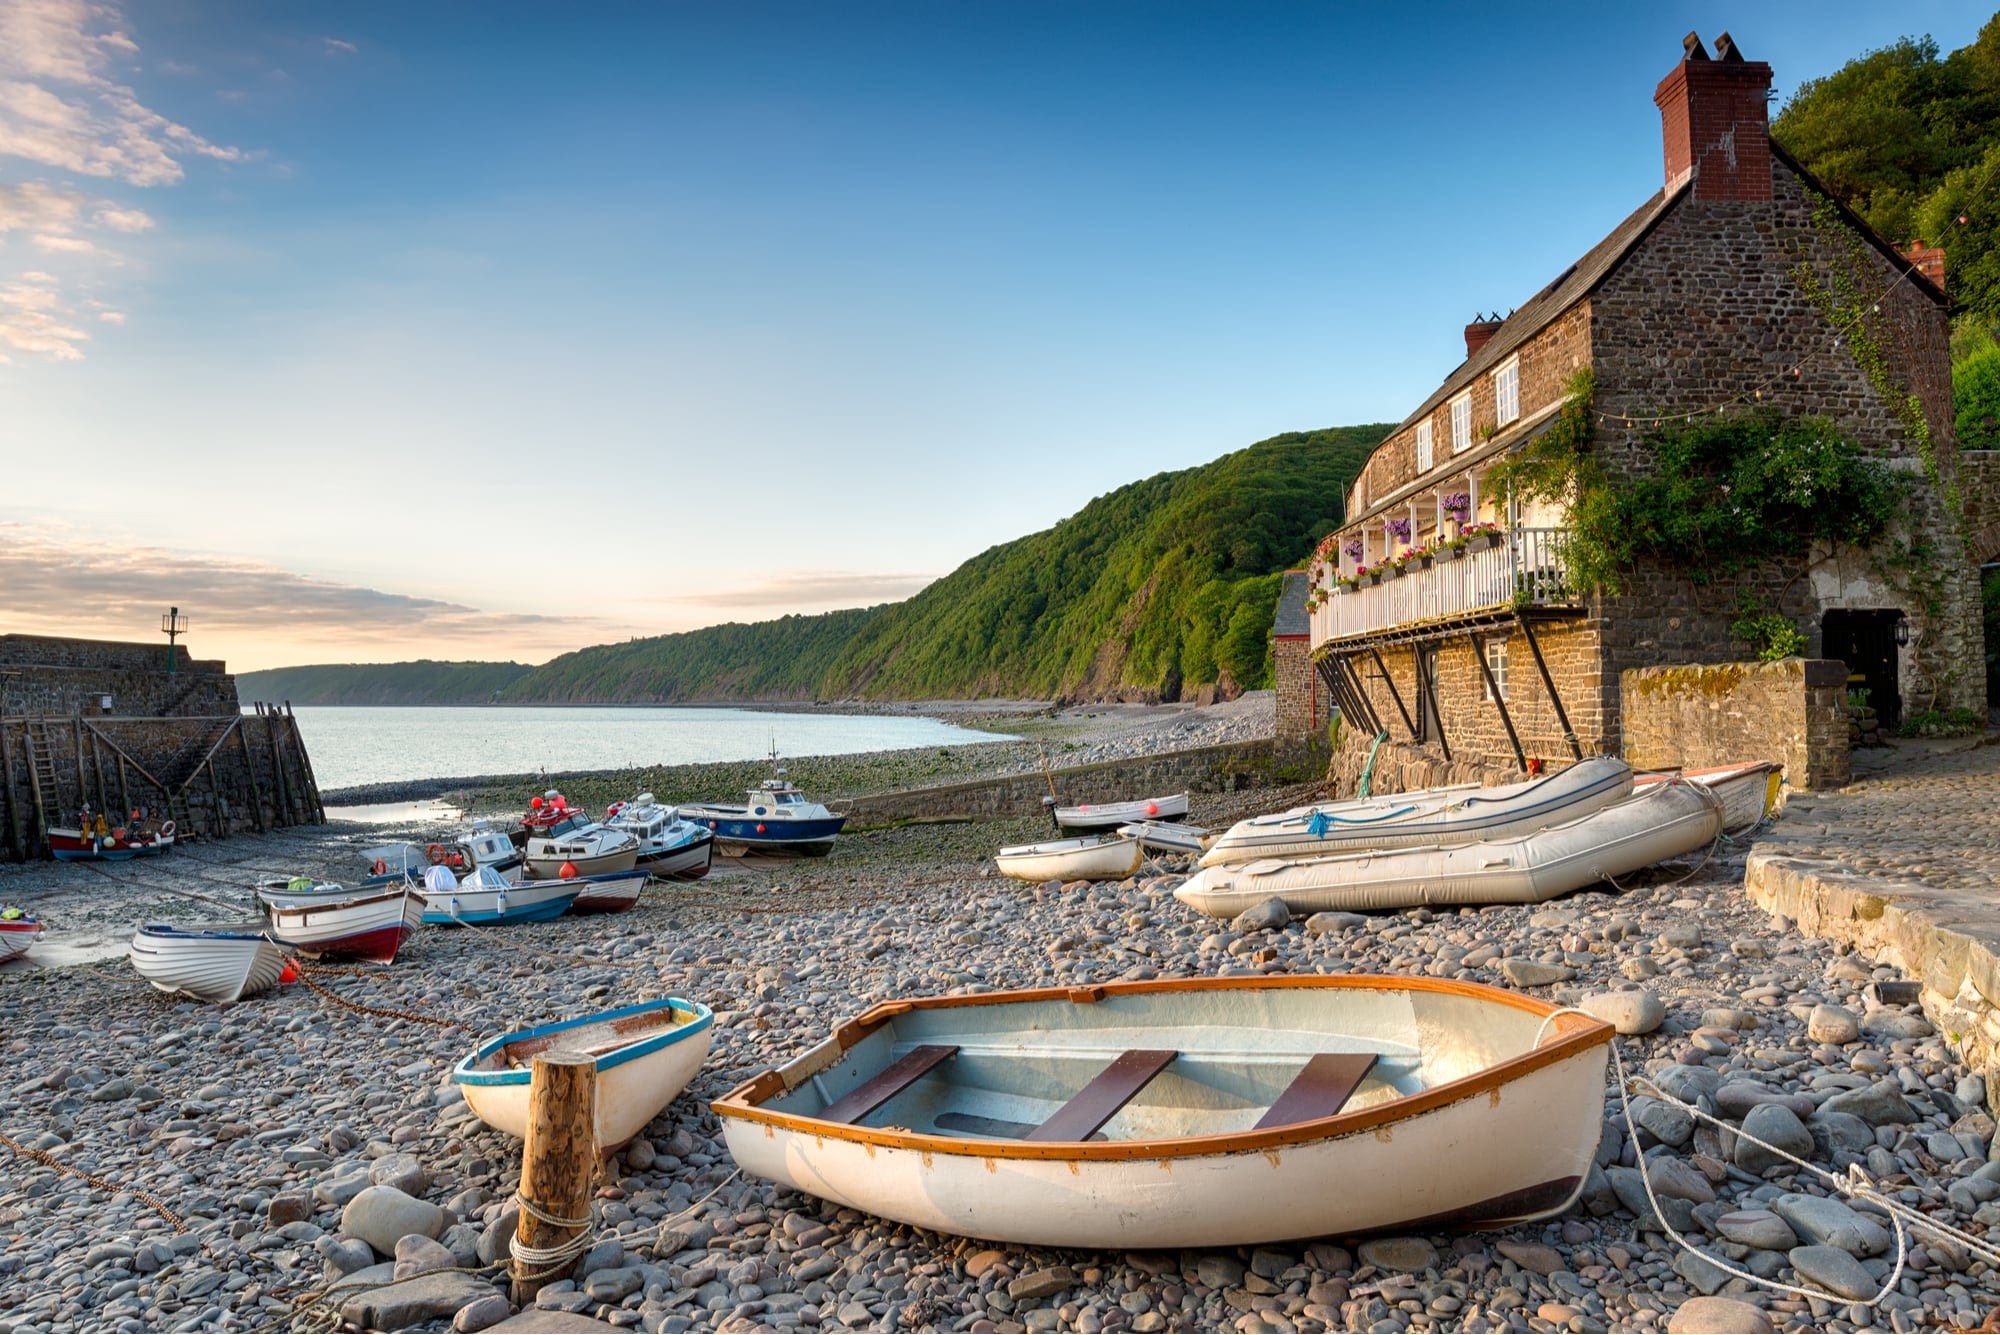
1441, 546, 1463, 562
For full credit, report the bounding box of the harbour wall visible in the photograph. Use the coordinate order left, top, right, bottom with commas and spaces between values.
1620, 658, 1851, 790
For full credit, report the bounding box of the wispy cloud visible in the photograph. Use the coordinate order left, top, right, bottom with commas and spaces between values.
31, 231, 92, 252
673, 572, 936, 610
92, 203, 150, 231
0, 521, 625, 665
0, 179, 84, 231
320, 37, 357, 56
0, 270, 88, 359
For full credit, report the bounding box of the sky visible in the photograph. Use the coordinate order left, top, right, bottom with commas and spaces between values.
1, 0, 1990, 671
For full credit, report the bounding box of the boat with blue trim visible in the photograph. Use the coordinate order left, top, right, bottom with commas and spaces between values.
679, 752, 846, 857
453, 996, 715, 1146
418, 865, 579, 925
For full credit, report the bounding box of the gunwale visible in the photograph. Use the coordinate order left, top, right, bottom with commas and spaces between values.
713, 974, 1611, 1163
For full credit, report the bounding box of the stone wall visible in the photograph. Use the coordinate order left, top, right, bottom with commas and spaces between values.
0, 634, 237, 719
839, 740, 1279, 827
1323, 728, 1523, 800
1272, 636, 1329, 743
1620, 658, 1850, 790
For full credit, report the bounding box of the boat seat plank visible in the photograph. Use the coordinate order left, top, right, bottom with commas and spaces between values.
1253, 1053, 1379, 1130
1026, 1049, 1177, 1142
820, 1044, 959, 1124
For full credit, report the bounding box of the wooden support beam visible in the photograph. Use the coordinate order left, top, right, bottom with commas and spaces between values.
1514, 613, 1583, 760
114, 752, 131, 822
1416, 649, 1452, 762
286, 711, 326, 822
1470, 632, 1527, 772
1367, 646, 1417, 740
72, 716, 85, 817
81, 723, 171, 795
266, 716, 296, 825
236, 719, 267, 833
0, 720, 23, 861
1314, 657, 1356, 730
88, 729, 110, 820
512, 1051, 599, 1305
1332, 655, 1384, 738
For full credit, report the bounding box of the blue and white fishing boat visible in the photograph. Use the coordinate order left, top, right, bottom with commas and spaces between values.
679, 751, 846, 857
419, 865, 578, 925
453, 997, 715, 1147
606, 794, 715, 880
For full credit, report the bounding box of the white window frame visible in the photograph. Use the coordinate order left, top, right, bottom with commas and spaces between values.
1493, 357, 1520, 428
1450, 393, 1472, 454
1415, 420, 1434, 473
1483, 639, 1510, 702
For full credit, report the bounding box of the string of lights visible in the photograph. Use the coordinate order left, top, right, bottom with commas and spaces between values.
1591, 259, 1921, 428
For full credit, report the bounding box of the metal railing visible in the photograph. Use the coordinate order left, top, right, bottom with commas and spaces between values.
1309, 527, 1575, 649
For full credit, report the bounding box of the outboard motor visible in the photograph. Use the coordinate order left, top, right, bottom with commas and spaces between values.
1041, 794, 1060, 834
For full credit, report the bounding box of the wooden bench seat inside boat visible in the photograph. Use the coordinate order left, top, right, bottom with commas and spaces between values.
1253, 1053, 1378, 1129
822, 1044, 960, 1124
1027, 1049, 1177, 1142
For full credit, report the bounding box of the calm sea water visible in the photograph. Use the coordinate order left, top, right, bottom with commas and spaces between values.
289, 705, 1019, 792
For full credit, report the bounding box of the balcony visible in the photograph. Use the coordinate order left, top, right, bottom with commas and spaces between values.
1309, 527, 1579, 650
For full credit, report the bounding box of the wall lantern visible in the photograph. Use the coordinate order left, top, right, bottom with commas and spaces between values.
1893, 615, 1911, 647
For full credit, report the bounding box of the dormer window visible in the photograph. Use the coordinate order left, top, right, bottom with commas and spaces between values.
1416, 420, 1434, 473
1493, 358, 1520, 427
1450, 393, 1472, 453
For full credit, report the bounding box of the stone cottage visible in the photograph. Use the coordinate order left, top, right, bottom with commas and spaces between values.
1285, 32, 1981, 792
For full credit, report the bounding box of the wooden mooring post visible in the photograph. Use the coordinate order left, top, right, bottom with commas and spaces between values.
512, 1051, 599, 1304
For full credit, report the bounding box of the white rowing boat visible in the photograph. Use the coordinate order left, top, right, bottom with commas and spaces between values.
1055, 793, 1188, 832
994, 833, 1143, 883
1635, 760, 1781, 834
129, 924, 287, 1003
0, 912, 43, 963
1175, 780, 1722, 918
714, 975, 1612, 1248
1200, 757, 1633, 867
453, 997, 715, 1147
264, 885, 423, 963
1117, 820, 1210, 856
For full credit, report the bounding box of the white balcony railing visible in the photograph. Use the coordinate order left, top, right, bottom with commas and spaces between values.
1309, 527, 1575, 650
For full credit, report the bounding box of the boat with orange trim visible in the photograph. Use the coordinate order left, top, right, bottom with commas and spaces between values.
714, 975, 1612, 1248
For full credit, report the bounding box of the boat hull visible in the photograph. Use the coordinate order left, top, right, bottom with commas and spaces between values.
687, 810, 845, 856
1201, 757, 1634, 867
129, 926, 286, 1003
454, 998, 716, 1147
48, 827, 175, 861
567, 871, 651, 915
1635, 761, 1781, 834
420, 882, 580, 925
1055, 794, 1188, 832
265, 889, 422, 963
995, 835, 1143, 883
716, 976, 1610, 1248
1176, 781, 1722, 917
636, 833, 715, 880
523, 845, 639, 879
0, 920, 43, 962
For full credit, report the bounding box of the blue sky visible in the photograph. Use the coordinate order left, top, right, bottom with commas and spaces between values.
1, 0, 1988, 669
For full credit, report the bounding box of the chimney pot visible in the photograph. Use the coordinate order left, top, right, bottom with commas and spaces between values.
1464, 316, 1504, 359
1654, 33, 1773, 201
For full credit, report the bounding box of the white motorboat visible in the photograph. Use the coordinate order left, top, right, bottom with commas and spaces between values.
129, 924, 287, 1003
994, 833, 1144, 883
607, 794, 715, 880
565, 870, 652, 915
714, 975, 1612, 1248
680, 753, 847, 857
1175, 780, 1723, 918
1200, 757, 1634, 867
1117, 820, 1210, 856
1055, 793, 1189, 832
1635, 760, 1782, 834
523, 812, 639, 879
264, 885, 423, 964
454, 997, 716, 1147
419, 866, 580, 925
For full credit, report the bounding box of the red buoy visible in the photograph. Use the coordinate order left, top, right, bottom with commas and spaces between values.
559, 861, 579, 880
529, 795, 544, 809
755, 823, 767, 834
1145, 801, 1160, 817
279, 960, 299, 984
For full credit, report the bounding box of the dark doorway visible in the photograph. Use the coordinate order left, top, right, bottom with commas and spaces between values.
1822, 609, 1902, 728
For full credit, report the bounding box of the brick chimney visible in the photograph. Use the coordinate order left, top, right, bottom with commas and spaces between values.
1903, 239, 1947, 292
1654, 32, 1773, 202
1464, 314, 1504, 359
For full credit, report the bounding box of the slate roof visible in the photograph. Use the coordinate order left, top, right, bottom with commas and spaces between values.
1273, 570, 1313, 637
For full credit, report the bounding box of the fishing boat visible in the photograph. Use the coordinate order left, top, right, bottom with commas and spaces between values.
714, 975, 1612, 1248
360, 843, 430, 885
0, 911, 43, 963
1117, 821, 1210, 857
1054, 793, 1188, 833
264, 884, 423, 964
680, 752, 846, 857
129, 924, 287, 1003
1200, 757, 1634, 868
522, 812, 639, 879
509, 789, 580, 849
1635, 760, 1782, 834
454, 997, 716, 1147
419, 866, 580, 926
994, 833, 1143, 883
564, 869, 651, 914
47, 816, 176, 862
607, 794, 715, 880
1175, 780, 1722, 918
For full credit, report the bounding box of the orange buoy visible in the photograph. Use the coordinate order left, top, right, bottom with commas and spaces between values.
755, 823, 767, 834
1145, 801, 1159, 817
559, 861, 579, 879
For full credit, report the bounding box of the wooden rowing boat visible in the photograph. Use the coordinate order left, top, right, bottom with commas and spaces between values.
994, 833, 1143, 883
1175, 780, 1722, 918
453, 997, 715, 1147
0, 912, 43, 963
129, 924, 287, 1003
264, 885, 423, 963
1055, 793, 1188, 832
1200, 757, 1633, 867
714, 976, 1611, 1247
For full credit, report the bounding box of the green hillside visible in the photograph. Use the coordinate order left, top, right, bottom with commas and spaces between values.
237, 660, 533, 706
500, 424, 1387, 704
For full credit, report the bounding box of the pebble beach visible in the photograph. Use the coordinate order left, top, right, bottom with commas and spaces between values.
2, 701, 1997, 1335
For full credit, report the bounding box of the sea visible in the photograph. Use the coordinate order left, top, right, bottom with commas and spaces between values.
287, 705, 1020, 793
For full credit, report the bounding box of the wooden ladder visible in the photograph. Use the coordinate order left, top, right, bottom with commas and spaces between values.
22, 720, 63, 839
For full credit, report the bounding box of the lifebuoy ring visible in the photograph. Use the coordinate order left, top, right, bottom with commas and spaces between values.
158, 820, 175, 839
427, 843, 447, 865
371, 858, 387, 876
